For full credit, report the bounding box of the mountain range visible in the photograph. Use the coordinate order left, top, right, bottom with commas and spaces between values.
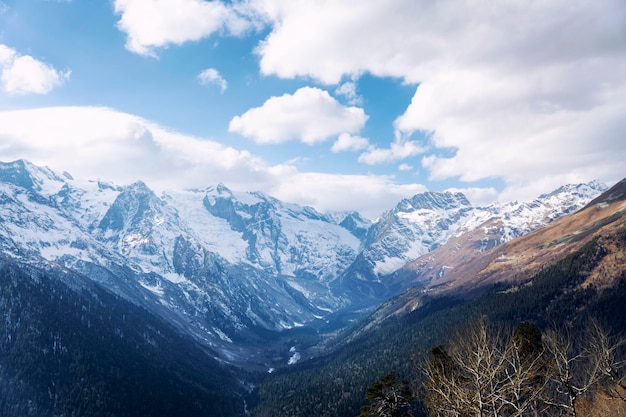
0, 159, 608, 369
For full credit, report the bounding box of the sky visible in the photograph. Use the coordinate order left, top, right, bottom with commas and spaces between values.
0, 0, 625, 219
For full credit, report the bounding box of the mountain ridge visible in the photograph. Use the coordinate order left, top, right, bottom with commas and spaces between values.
0, 159, 608, 367
372, 176, 626, 326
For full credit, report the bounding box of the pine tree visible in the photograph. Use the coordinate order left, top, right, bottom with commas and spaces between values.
358, 371, 414, 417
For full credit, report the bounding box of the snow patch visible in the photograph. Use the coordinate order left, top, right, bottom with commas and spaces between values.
213, 327, 233, 343
139, 280, 164, 297
287, 347, 301, 365
162, 272, 189, 284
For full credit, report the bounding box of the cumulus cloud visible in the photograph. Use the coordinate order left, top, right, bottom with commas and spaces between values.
229, 86, 368, 144
398, 163, 413, 172
358, 138, 426, 165
198, 68, 227, 92
0, 44, 70, 95
331, 133, 369, 153
251, 0, 422, 84
113, 0, 251, 57
248, 0, 626, 200
0, 106, 426, 218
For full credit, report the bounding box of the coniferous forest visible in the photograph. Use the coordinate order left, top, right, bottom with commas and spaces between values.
0, 258, 246, 417
250, 234, 626, 417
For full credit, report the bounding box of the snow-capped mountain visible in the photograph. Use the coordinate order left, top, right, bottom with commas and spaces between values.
336, 181, 608, 300
364, 191, 474, 276
0, 160, 362, 364
0, 159, 607, 364
199, 184, 361, 281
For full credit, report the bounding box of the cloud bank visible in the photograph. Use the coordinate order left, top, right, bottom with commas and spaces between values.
248, 0, 626, 200
5, 0, 624, 216
109, 0, 626, 201
0, 106, 421, 218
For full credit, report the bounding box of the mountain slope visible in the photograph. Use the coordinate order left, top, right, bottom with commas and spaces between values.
335, 181, 606, 303
405, 178, 626, 296
0, 257, 246, 417
360, 177, 626, 329
250, 181, 626, 417
0, 160, 362, 365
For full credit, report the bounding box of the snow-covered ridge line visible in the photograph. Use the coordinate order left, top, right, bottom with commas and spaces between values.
0, 159, 607, 364
359, 182, 607, 277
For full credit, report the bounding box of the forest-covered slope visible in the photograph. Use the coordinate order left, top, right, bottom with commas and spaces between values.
0, 258, 247, 417
249, 227, 626, 417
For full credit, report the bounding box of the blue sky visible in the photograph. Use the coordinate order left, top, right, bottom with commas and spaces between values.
0, 0, 625, 218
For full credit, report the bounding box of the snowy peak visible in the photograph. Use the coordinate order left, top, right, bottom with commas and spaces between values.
538, 179, 606, 201
204, 183, 325, 225
0, 159, 66, 195
339, 182, 607, 298
360, 190, 475, 276
534, 180, 608, 217
0, 161, 365, 364
0, 160, 38, 190
98, 181, 163, 233
330, 211, 372, 241
483, 180, 610, 242
203, 183, 361, 281
396, 191, 471, 213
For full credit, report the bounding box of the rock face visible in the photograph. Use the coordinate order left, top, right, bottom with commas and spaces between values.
0, 159, 606, 364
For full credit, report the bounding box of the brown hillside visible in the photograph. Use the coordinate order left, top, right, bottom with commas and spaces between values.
401, 178, 626, 296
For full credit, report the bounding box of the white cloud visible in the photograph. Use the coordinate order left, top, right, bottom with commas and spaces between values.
251, 0, 426, 84
0, 107, 267, 191
229, 86, 368, 144
335, 80, 361, 105
198, 68, 227, 92
269, 172, 426, 219
0, 106, 426, 218
358, 138, 426, 165
331, 133, 369, 153
398, 163, 413, 172
248, 0, 626, 200
0, 44, 14, 63
113, 0, 252, 57
0, 44, 70, 95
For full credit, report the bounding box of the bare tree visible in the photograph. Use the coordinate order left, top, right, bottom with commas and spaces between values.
543, 324, 607, 417
422, 319, 548, 417
500, 324, 550, 417
422, 344, 468, 417
421, 319, 626, 417
586, 319, 626, 401
541, 319, 626, 417
358, 371, 414, 417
